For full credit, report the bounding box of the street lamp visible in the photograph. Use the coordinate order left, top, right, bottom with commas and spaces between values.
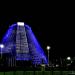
0, 44, 4, 58
66, 56, 72, 67
46, 45, 51, 67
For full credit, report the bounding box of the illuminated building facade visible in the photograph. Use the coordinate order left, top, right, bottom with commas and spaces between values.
0, 22, 48, 67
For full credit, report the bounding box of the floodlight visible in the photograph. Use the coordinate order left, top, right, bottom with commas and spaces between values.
17, 22, 24, 26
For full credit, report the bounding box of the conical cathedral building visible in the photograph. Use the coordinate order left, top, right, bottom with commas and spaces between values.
0, 22, 48, 67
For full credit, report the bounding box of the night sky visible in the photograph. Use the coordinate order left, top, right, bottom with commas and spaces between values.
0, 15, 75, 58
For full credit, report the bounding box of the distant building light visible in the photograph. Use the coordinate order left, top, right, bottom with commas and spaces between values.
67, 64, 71, 66
17, 22, 24, 26
67, 57, 71, 60
0, 44, 4, 48
56, 64, 59, 67
41, 64, 45, 67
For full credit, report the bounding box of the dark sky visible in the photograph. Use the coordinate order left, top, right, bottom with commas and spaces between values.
0, 14, 75, 58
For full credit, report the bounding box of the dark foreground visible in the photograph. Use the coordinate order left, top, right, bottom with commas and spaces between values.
0, 67, 75, 75
0, 71, 75, 75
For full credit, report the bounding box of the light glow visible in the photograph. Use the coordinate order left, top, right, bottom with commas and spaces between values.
0, 44, 4, 48
46, 46, 51, 50
17, 22, 24, 26
67, 57, 71, 60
